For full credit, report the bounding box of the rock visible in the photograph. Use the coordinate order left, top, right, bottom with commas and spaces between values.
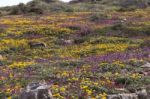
138, 71, 149, 76
58, 39, 73, 45
115, 88, 129, 93
136, 89, 148, 99
141, 63, 150, 68
107, 89, 148, 99
107, 94, 120, 99
64, 40, 73, 44
120, 93, 138, 99
28, 42, 47, 48
0, 55, 3, 60
19, 82, 53, 99
107, 93, 138, 99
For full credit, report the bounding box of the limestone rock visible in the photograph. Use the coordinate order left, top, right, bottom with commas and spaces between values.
19, 82, 53, 99
107, 93, 138, 99
107, 89, 148, 99
107, 94, 120, 99
141, 63, 150, 68
0, 55, 3, 60
136, 89, 148, 99
120, 93, 138, 99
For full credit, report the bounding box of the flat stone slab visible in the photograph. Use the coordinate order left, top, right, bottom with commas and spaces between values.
141, 63, 150, 68
107, 89, 148, 99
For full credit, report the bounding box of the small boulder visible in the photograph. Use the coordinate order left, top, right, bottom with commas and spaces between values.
136, 89, 148, 99
64, 40, 73, 45
120, 93, 138, 99
0, 55, 3, 60
58, 39, 73, 45
141, 63, 150, 68
107, 94, 120, 99
107, 93, 138, 99
106, 88, 148, 99
19, 82, 53, 99
28, 42, 47, 48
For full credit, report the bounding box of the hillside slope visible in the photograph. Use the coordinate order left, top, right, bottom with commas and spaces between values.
0, 1, 150, 99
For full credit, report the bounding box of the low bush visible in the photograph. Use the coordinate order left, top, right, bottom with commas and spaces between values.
118, 6, 136, 12
99, 63, 123, 73
89, 12, 110, 22
9, 3, 28, 15
120, 0, 149, 9
140, 40, 150, 48
0, 28, 5, 33
115, 76, 133, 85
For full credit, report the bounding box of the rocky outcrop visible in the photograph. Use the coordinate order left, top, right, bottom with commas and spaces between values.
107, 89, 149, 99
107, 93, 138, 99
141, 63, 150, 68
19, 82, 53, 99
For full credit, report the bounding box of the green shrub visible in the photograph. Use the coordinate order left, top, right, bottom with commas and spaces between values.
142, 77, 150, 85
140, 40, 150, 48
0, 11, 2, 16
0, 27, 5, 33
0, 92, 5, 99
27, 7, 44, 14
120, 0, 149, 9
89, 12, 110, 22
118, 6, 136, 12
91, 86, 110, 93
74, 37, 87, 44
58, 60, 83, 68
49, 2, 72, 12
115, 76, 133, 85
111, 22, 127, 30
99, 63, 123, 73
9, 3, 28, 15
9, 6, 21, 15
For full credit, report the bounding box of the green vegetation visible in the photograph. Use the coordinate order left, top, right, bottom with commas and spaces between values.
0, 0, 149, 98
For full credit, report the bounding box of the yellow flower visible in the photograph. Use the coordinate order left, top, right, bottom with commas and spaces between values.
80, 85, 88, 89
9, 73, 13, 78
59, 87, 66, 92
61, 71, 69, 77
99, 93, 107, 99
53, 93, 64, 99
6, 88, 12, 94
71, 77, 79, 81
130, 73, 141, 79
115, 72, 119, 76
7, 97, 12, 99
94, 82, 98, 86
53, 93, 61, 97
86, 89, 92, 95
9, 61, 34, 68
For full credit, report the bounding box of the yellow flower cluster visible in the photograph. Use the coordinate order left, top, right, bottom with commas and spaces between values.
0, 39, 28, 51
57, 43, 132, 58
113, 61, 125, 68
1, 18, 32, 25
98, 93, 107, 99
9, 61, 34, 68
130, 73, 142, 80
